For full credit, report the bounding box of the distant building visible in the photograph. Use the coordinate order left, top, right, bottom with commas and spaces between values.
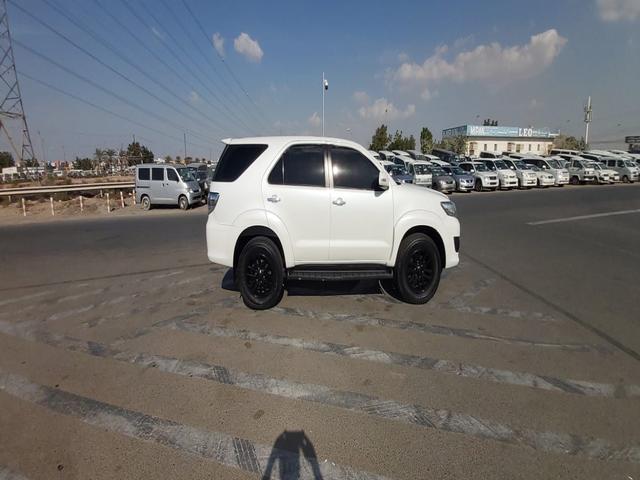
442, 125, 558, 157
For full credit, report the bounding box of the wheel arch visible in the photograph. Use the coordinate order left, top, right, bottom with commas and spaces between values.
234, 226, 286, 270
400, 226, 446, 269
391, 212, 447, 268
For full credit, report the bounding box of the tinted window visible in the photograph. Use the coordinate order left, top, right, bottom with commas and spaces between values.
167, 168, 178, 181
152, 168, 164, 181
268, 145, 325, 187
138, 167, 150, 180
331, 147, 380, 190
213, 144, 268, 182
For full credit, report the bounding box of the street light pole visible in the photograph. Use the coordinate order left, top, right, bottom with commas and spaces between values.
322, 73, 328, 136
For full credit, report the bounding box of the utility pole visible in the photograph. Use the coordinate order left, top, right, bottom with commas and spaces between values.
183, 132, 187, 160
0, 0, 37, 166
584, 96, 592, 147
322, 73, 328, 136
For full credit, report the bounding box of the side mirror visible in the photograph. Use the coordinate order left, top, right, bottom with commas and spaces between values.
378, 170, 390, 190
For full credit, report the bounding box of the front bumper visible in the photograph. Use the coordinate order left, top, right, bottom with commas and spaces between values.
520, 177, 537, 187
457, 181, 474, 191
188, 191, 203, 204
499, 178, 518, 188
555, 176, 569, 185
538, 178, 555, 186
437, 183, 456, 193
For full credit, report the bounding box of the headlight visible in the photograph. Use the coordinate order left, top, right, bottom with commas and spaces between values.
208, 192, 220, 213
441, 201, 457, 218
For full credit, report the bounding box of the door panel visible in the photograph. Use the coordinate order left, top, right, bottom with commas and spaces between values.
150, 167, 168, 203
329, 146, 394, 262
263, 144, 330, 263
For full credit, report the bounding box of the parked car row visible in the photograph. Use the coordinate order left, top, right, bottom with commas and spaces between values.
370, 147, 640, 193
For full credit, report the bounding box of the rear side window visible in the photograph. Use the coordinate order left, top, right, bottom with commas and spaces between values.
213, 144, 267, 182
268, 145, 325, 187
152, 168, 164, 181
138, 167, 150, 180
331, 147, 380, 190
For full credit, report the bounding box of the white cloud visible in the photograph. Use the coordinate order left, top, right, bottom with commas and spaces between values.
308, 112, 321, 127
151, 26, 164, 39
389, 29, 567, 98
188, 91, 200, 104
597, 0, 640, 21
358, 98, 416, 121
212, 32, 225, 57
352, 91, 370, 104
234, 33, 263, 62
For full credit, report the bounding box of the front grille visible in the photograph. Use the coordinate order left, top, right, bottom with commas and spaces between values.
489, 176, 497, 180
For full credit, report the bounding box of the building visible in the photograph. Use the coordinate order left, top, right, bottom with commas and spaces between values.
442, 125, 558, 157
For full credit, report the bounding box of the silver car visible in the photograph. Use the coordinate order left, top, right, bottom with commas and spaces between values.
442, 165, 475, 192
428, 165, 456, 193
135, 164, 203, 210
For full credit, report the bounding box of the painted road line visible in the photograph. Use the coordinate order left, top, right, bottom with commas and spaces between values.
527, 209, 640, 226
0, 466, 30, 480
156, 318, 640, 399
0, 370, 391, 480
3, 331, 640, 465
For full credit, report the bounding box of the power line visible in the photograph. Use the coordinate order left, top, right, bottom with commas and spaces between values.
8, 0, 223, 144
31, 0, 233, 138
90, 0, 247, 137
157, 0, 267, 132
180, 0, 273, 130
14, 39, 215, 148
18, 70, 214, 153
122, 0, 255, 135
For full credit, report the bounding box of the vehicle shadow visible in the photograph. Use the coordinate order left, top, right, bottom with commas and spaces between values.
221, 268, 395, 298
261, 430, 323, 480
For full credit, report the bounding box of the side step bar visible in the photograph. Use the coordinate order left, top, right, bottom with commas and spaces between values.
287, 266, 393, 282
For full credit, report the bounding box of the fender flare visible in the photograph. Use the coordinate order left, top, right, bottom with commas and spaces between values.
390, 210, 446, 266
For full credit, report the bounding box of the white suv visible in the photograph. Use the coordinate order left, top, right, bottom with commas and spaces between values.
206, 137, 460, 309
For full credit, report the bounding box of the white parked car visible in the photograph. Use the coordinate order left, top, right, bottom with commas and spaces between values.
400, 157, 433, 187
526, 164, 556, 187
458, 161, 499, 191
522, 156, 570, 186
206, 136, 460, 309
565, 158, 597, 185
478, 159, 518, 189
502, 158, 538, 188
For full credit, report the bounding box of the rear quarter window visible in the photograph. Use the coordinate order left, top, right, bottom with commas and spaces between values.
213, 144, 268, 182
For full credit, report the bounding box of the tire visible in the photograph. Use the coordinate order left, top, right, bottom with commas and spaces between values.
236, 236, 284, 310
570, 176, 579, 185
622, 175, 630, 183
178, 195, 189, 210
393, 233, 442, 305
141, 195, 151, 211
474, 179, 483, 192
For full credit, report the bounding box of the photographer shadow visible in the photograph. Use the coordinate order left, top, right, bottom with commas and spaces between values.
261, 430, 323, 480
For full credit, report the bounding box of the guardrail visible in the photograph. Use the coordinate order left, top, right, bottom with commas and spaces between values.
0, 181, 135, 197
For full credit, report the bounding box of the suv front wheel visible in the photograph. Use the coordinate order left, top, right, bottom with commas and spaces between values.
236, 236, 284, 310
394, 233, 441, 304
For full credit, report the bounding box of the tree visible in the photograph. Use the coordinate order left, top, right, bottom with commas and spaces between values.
0, 151, 14, 169
419, 127, 433, 154
369, 124, 390, 151
553, 134, 586, 150
126, 141, 154, 165
388, 130, 415, 150
73, 157, 93, 170
435, 135, 467, 154
164, 155, 173, 163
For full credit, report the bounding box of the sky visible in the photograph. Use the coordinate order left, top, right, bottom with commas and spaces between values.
2, 0, 640, 162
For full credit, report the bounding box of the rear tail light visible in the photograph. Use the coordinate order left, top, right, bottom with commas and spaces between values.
208, 192, 220, 213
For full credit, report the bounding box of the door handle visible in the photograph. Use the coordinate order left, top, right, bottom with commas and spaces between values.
267, 195, 281, 203
332, 197, 346, 206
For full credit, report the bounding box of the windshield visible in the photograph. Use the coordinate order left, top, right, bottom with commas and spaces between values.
528, 164, 541, 171
385, 165, 407, 176
494, 160, 509, 170
587, 163, 601, 170
513, 161, 529, 170
413, 164, 431, 175
473, 163, 489, 172
625, 161, 637, 168
176, 167, 196, 182
483, 162, 496, 171
430, 166, 446, 176
547, 160, 561, 169
450, 166, 465, 175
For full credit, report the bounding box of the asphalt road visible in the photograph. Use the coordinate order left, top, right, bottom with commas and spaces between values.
0, 183, 639, 479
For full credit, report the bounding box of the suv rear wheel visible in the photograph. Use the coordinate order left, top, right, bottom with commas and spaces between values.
393, 233, 441, 304
474, 179, 483, 192
236, 236, 284, 310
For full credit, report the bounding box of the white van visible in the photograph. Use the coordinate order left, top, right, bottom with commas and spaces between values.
401, 157, 433, 187
135, 164, 203, 210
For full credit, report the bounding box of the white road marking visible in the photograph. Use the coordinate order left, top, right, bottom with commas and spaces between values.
528, 209, 640, 226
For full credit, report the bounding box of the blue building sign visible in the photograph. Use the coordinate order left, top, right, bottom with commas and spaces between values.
442, 125, 556, 139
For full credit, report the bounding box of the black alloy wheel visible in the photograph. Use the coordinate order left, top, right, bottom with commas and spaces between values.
237, 236, 284, 309
393, 233, 441, 304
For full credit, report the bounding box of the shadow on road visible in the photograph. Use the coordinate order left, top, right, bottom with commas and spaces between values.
261, 430, 323, 480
